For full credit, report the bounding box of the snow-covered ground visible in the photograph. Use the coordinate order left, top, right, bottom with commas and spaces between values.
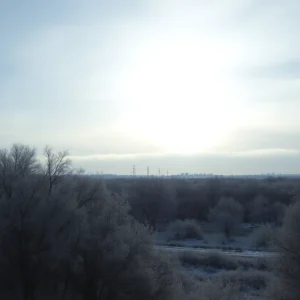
155, 222, 277, 253
155, 245, 277, 258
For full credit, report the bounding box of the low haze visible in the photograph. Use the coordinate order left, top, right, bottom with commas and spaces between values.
1, 0, 300, 175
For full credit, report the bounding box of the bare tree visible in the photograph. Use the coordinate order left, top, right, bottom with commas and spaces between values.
65, 188, 179, 300
129, 178, 176, 231
0, 143, 181, 300
0, 149, 13, 198
0, 144, 39, 199
0, 171, 71, 300
10, 144, 38, 176
44, 146, 72, 195
209, 197, 243, 240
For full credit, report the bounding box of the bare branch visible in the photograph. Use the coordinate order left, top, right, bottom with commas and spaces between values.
44, 146, 72, 195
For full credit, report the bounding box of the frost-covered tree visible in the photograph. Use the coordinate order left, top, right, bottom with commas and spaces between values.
129, 178, 176, 230
44, 146, 72, 195
268, 201, 300, 300
0, 144, 180, 300
209, 197, 243, 239
0, 144, 40, 199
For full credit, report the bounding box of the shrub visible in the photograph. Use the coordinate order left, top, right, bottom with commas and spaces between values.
250, 224, 273, 248
177, 251, 238, 270
237, 257, 270, 271
177, 250, 270, 273
184, 277, 240, 300
180, 268, 271, 299
166, 219, 204, 240
218, 270, 272, 291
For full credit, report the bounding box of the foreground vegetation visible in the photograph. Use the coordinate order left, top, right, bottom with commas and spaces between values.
0, 143, 300, 299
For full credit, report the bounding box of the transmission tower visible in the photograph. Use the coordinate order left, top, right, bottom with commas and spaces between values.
132, 165, 136, 176
147, 166, 150, 176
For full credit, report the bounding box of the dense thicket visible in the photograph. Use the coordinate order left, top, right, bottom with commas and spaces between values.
0, 144, 180, 300
124, 176, 295, 228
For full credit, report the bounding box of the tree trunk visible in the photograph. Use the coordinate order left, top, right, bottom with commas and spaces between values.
224, 222, 230, 240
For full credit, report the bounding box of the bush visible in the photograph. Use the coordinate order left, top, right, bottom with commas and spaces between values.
178, 251, 238, 270
177, 250, 270, 274
180, 265, 271, 299
166, 219, 204, 240
250, 224, 273, 248
218, 270, 272, 291
184, 276, 240, 300
238, 257, 270, 271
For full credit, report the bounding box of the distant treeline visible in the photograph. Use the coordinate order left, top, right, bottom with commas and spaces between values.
106, 176, 297, 230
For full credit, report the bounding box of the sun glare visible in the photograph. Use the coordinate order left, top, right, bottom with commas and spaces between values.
118, 35, 242, 154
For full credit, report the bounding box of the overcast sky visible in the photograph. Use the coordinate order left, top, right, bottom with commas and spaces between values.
1, 0, 300, 175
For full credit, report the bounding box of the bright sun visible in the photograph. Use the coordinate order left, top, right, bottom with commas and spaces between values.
117, 35, 242, 154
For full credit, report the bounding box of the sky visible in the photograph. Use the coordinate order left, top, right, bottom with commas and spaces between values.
1, 0, 300, 175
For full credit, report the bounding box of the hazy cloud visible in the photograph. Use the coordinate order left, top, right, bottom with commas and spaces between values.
71, 151, 300, 175
242, 60, 300, 80
1, 0, 300, 173
222, 128, 300, 152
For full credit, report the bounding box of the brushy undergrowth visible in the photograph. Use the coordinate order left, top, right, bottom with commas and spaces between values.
179, 251, 238, 270
166, 219, 204, 240
180, 274, 241, 300
177, 251, 270, 271
217, 270, 272, 291
180, 272, 269, 300
249, 224, 274, 248
177, 250, 272, 300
